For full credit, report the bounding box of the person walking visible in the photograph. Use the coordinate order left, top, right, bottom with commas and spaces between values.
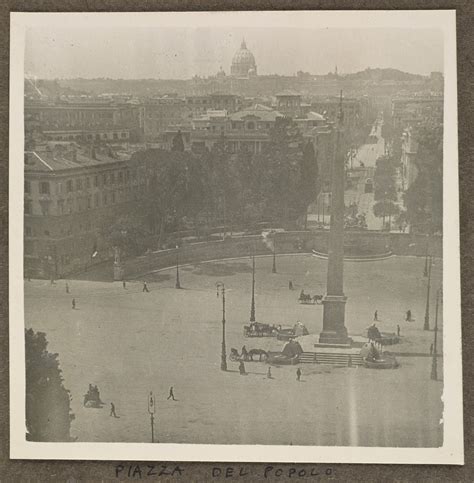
239, 361, 246, 375
374, 310, 378, 321
296, 368, 302, 381
289, 281, 293, 290
406, 309, 412, 322
267, 367, 272, 379
397, 324, 401, 337
65, 282, 70, 294
167, 386, 177, 401
110, 402, 119, 418
72, 298, 76, 310
142, 281, 149, 293
122, 280, 126, 289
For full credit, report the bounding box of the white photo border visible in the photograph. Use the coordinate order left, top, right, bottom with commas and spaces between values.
9, 10, 463, 464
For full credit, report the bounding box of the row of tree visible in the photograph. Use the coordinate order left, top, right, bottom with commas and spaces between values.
372, 154, 400, 230
107, 118, 320, 255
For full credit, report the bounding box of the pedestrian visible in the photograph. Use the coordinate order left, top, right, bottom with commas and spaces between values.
122, 280, 126, 289
374, 310, 378, 321
72, 298, 76, 310
142, 281, 149, 293
430, 343, 434, 356
65, 282, 69, 294
239, 361, 246, 375
406, 309, 412, 322
296, 368, 302, 381
241, 345, 248, 361
110, 402, 119, 418
167, 386, 176, 401
397, 324, 400, 337
289, 280, 293, 290
267, 367, 272, 379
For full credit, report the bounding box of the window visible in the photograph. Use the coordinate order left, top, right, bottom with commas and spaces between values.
121, 132, 127, 138
94, 193, 99, 207
103, 193, 108, 205
113, 133, 118, 139
85, 177, 91, 189
103, 173, 107, 185
94, 175, 99, 187
110, 172, 115, 184
111, 192, 116, 204
57, 199, 65, 214
118, 171, 123, 183
24, 180, 31, 194
66, 180, 73, 193
76, 179, 83, 190
24, 200, 32, 215
247, 121, 255, 130
39, 200, 50, 216
87, 196, 92, 209
39, 181, 50, 195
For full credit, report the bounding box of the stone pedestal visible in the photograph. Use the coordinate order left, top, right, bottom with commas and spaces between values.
319, 295, 351, 345
113, 263, 124, 281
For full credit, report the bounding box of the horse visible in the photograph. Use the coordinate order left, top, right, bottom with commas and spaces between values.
247, 348, 268, 361
312, 294, 323, 304
299, 293, 313, 303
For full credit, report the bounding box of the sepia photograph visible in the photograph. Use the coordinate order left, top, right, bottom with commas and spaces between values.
9, 10, 462, 463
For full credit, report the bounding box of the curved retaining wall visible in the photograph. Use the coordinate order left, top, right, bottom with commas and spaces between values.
121, 231, 441, 280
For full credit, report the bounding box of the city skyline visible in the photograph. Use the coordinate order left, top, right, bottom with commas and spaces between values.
25, 27, 444, 80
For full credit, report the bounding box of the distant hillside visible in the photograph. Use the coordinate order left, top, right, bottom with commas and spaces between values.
343, 68, 425, 82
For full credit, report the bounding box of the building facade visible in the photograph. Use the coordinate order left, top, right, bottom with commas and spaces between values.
24, 144, 147, 278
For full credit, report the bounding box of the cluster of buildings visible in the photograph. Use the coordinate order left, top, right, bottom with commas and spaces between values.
394, 93, 444, 191
24, 38, 440, 278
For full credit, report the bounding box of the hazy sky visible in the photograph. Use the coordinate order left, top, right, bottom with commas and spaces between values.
25, 26, 444, 79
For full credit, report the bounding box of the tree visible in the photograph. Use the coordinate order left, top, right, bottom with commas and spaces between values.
102, 215, 149, 257
373, 200, 400, 231
403, 120, 443, 233
25, 329, 74, 441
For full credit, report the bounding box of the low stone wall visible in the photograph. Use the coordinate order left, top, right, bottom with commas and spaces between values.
121, 230, 442, 280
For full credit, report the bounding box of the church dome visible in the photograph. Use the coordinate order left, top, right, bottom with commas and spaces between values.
231, 40, 257, 77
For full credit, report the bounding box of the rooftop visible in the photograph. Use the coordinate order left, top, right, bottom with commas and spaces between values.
25, 147, 125, 173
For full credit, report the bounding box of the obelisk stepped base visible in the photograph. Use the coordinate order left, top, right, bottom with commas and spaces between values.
319, 295, 352, 346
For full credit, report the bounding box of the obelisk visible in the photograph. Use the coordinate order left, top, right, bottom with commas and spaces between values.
319, 91, 351, 346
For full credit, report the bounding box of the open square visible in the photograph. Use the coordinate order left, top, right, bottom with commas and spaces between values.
25, 254, 443, 447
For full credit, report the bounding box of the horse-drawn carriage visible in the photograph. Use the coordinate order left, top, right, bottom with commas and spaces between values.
276, 321, 309, 341
243, 321, 278, 338
230, 347, 268, 362
83, 384, 104, 408
298, 290, 323, 305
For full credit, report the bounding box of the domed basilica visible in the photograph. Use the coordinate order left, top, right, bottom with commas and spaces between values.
230, 39, 257, 78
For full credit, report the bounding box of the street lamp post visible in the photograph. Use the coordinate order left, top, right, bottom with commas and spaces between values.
431, 288, 441, 380
423, 255, 432, 331
175, 245, 181, 289
423, 236, 429, 277
147, 391, 156, 443
216, 282, 227, 371
250, 253, 256, 322
272, 235, 277, 274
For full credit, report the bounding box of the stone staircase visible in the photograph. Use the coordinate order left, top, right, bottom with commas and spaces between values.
299, 352, 364, 367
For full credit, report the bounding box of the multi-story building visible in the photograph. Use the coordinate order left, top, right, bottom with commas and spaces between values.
24, 143, 147, 278
310, 96, 367, 129
25, 99, 143, 143
142, 97, 192, 141
400, 127, 419, 191
189, 104, 284, 154
391, 95, 443, 128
